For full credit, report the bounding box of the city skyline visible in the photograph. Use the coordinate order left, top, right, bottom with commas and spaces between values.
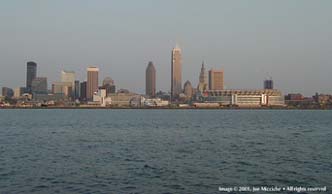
0, 1, 332, 96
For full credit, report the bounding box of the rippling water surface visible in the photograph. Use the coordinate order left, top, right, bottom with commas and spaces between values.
0, 110, 331, 193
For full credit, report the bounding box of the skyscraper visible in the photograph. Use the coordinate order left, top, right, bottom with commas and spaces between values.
171, 45, 182, 99
87, 67, 99, 100
61, 70, 75, 87
80, 81, 87, 101
146, 61, 156, 97
208, 69, 224, 90
26, 61, 37, 93
31, 77, 48, 94
74, 80, 80, 100
52, 82, 72, 97
197, 62, 208, 92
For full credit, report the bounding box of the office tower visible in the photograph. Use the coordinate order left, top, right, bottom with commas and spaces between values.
197, 62, 208, 92
80, 81, 87, 101
208, 69, 224, 90
2, 87, 14, 98
145, 61, 156, 97
74, 80, 80, 99
171, 45, 182, 99
183, 80, 193, 98
31, 77, 48, 94
264, 79, 274, 90
87, 67, 99, 101
61, 70, 75, 87
26, 61, 37, 93
52, 82, 72, 97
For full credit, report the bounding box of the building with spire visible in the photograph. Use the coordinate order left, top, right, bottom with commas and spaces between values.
197, 61, 208, 92
171, 45, 182, 100
146, 61, 156, 97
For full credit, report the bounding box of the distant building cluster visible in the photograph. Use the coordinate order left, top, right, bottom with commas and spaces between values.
3, 44, 329, 109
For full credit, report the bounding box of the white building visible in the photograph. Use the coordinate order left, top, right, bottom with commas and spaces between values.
203, 89, 285, 107
93, 89, 112, 107
143, 98, 169, 107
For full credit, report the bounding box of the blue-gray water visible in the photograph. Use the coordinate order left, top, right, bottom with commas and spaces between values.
0, 110, 331, 194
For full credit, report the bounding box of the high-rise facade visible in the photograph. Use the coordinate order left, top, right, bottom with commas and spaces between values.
61, 70, 75, 87
208, 69, 224, 90
87, 67, 99, 100
74, 80, 80, 100
31, 77, 48, 94
146, 61, 156, 97
52, 82, 72, 97
26, 61, 37, 93
80, 81, 87, 101
171, 45, 182, 99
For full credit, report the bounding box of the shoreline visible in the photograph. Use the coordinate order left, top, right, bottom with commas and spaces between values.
1, 107, 331, 110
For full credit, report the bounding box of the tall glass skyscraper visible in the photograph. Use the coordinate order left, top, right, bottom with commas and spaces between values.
26, 61, 37, 93
171, 45, 182, 99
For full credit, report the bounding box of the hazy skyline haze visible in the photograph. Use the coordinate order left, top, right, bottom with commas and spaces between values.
1, 0, 331, 96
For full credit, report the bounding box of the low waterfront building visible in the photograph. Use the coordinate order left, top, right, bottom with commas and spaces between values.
93, 89, 112, 107
32, 93, 66, 102
285, 93, 304, 101
14, 87, 26, 98
313, 93, 332, 104
108, 93, 138, 107
202, 89, 285, 107
143, 98, 169, 107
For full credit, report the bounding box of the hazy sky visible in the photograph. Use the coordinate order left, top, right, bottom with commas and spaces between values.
0, 0, 331, 95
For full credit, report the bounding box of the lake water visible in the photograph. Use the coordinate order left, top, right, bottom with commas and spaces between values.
0, 110, 331, 193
